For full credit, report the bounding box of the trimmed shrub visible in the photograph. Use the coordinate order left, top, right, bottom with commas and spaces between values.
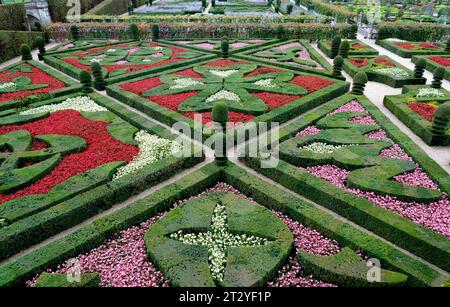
330, 36, 341, 59
35, 37, 46, 61
221, 38, 229, 59
212, 102, 228, 166
333, 56, 344, 78
414, 58, 426, 79
79, 70, 93, 94
91, 62, 105, 91
276, 25, 285, 39
70, 25, 79, 40
128, 24, 139, 40
0, 3, 27, 31
349, 24, 358, 39
446, 38, 450, 53
432, 67, 446, 89
151, 24, 160, 40
431, 103, 450, 142
287, 4, 293, 15
20, 44, 32, 61
339, 40, 350, 58
351, 71, 368, 95
377, 22, 449, 41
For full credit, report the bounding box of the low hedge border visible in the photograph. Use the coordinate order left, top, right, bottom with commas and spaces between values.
0, 162, 445, 287
42, 41, 216, 85
411, 55, 450, 81
239, 94, 450, 272
343, 56, 425, 88
45, 39, 136, 56
377, 39, 447, 58
106, 57, 350, 144
0, 60, 81, 111
233, 39, 334, 78
384, 86, 450, 146
0, 92, 205, 261
318, 39, 379, 58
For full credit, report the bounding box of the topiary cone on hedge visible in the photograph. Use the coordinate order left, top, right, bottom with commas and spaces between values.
80, 70, 93, 94
128, 24, 139, 40
330, 36, 341, 59
349, 24, 358, 39
332, 56, 344, 78
276, 25, 285, 39
20, 44, 32, 61
221, 38, 229, 59
36, 37, 46, 61
431, 102, 450, 145
414, 58, 426, 79
351, 71, 368, 95
446, 38, 450, 53
70, 25, 79, 40
152, 24, 160, 40
91, 62, 105, 91
212, 102, 229, 166
339, 40, 350, 58
432, 67, 446, 89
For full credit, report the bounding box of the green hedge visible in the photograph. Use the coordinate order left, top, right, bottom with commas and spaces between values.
377, 22, 450, 42
47, 0, 106, 22
0, 162, 445, 287
377, 40, 447, 58
0, 3, 27, 31
297, 0, 356, 22
239, 94, 450, 272
84, 0, 130, 16
318, 39, 379, 58
412, 55, 450, 81
0, 31, 44, 64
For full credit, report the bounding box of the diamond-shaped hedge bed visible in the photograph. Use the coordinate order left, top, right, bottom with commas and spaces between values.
0, 92, 203, 261
43, 40, 215, 84
2, 162, 445, 288
107, 58, 349, 141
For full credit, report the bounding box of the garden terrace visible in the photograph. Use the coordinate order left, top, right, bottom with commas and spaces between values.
384, 85, 450, 146
240, 94, 450, 272
343, 55, 424, 88
318, 39, 379, 58
0, 162, 445, 287
0, 92, 203, 261
412, 55, 450, 81
377, 39, 447, 58
106, 57, 349, 141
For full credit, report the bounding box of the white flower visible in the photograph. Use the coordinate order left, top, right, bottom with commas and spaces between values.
209, 69, 238, 78
143, 58, 153, 62
206, 90, 240, 103
90, 58, 102, 63
0, 82, 15, 90
254, 79, 277, 88
113, 131, 182, 180
20, 96, 107, 115
154, 46, 163, 51
416, 88, 445, 98
301, 142, 346, 154
107, 49, 116, 53
373, 67, 410, 78
169, 78, 204, 90
385, 38, 407, 42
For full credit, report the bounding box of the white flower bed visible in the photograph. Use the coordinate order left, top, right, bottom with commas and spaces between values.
107, 49, 117, 53
90, 58, 103, 63
20, 96, 107, 115
254, 79, 277, 88
301, 142, 346, 154
206, 90, 240, 103
113, 131, 182, 180
209, 69, 238, 78
170, 204, 270, 284
169, 78, 204, 89
416, 88, 445, 98
373, 67, 410, 78
0, 82, 16, 90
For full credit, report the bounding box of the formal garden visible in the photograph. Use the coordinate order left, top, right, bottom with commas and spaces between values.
0, 0, 449, 291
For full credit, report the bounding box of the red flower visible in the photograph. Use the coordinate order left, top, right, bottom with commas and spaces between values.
290, 75, 334, 93
149, 91, 199, 111
0, 65, 65, 103
419, 43, 439, 49
428, 56, 450, 67
374, 57, 396, 67
252, 92, 301, 110
0, 110, 138, 204
349, 58, 369, 68
395, 42, 415, 50
352, 43, 366, 50
408, 103, 436, 122
175, 68, 203, 78
245, 67, 281, 77
120, 77, 162, 95
205, 59, 249, 67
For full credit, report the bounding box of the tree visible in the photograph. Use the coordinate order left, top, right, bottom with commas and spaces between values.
351, 72, 368, 95
70, 25, 79, 40
333, 56, 344, 78
431, 103, 450, 145
20, 44, 32, 61
338, 40, 350, 58
91, 62, 106, 91
80, 70, 93, 94
212, 102, 228, 166
128, 23, 139, 40
287, 4, 293, 14
413, 58, 426, 79
35, 37, 46, 61
330, 36, 341, 59
432, 67, 446, 89
152, 24, 160, 40
221, 38, 229, 59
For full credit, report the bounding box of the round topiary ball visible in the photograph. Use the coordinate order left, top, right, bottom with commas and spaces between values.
415, 58, 426, 68
434, 67, 446, 79
35, 36, 45, 49
212, 102, 229, 123
20, 44, 32, 61
354, 71, 368, 84
333, 55, 344, 66
80, 70, 91, 83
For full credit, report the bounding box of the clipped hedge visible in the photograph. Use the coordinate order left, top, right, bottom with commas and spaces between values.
0, 31, 44, 64
0, 3, 27, 31
377, 39, 447, 58
47, 0, 106, 22
412, 55, 450, 81
377, 22, 450, 42
297, 0, 356, 22
318, 39, 379, 58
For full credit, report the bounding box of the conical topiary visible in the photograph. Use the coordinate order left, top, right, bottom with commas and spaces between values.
80, 70, 93, 94
36, 36, 46, 61
333, 56, 344, 78
91, 62, 105, 91
330, 36, 341, 59
349, 24, 358, 39
152, 24, 160, 40
128, 24, 139, 40
20, 44, 32, 61
221, 38, 229, 59
70, 25, 79, 40
431, 102, 450, 145
432, 67, 446, 89
212, 102, 229, 166
351, 71, 368, 95
446, 37, 450, 53
339, 40, 350, 58
275, 25, 285, 39
413, 58, 426, 79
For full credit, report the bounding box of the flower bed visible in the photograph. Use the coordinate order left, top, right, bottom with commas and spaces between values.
0, 92, 203, 261
46, 39, 124, 55
412, 55, 450, 81
318, 39, 379, 58
384, 85, 450, 146
107, 58, 348, 140
0, 162, 435, 288
236, 39, 333, 76
343, 55, 422, 88
240, 94, 450, 272
0, 61, 80, 111
43, 40, 214, 84
377, 39, 447, 58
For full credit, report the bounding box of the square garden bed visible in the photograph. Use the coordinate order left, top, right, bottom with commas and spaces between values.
318, 39, 379, 58
377, 39, 447, 58
412, 55, 450, 81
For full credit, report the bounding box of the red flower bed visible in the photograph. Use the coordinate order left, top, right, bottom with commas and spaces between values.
349, 58, 369, 68
0, 110, 138, 204
429, 56, 450, 67
120, 77, 162, 95
395, 42, 415, 50
62, 58, 92, 71
252, 92, 301, 110
374, 57, 396, 67
419, 43, 439, 49
408, 102, 436, 122
183, 111, 255, 126
204, 59, 249, 67
0, 65, 65, 103
149, 91, 199, 111
245, 67, 281, 77
352, 43, 366, 50
290, 75, 334, 93
175, 68, 203, 78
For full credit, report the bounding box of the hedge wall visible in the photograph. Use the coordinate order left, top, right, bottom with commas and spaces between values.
0, 3, 27, 31
297, 0, 356, 22
47, 0, 106, 22
0, 31, 43, 64
377, 22, 450, 42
